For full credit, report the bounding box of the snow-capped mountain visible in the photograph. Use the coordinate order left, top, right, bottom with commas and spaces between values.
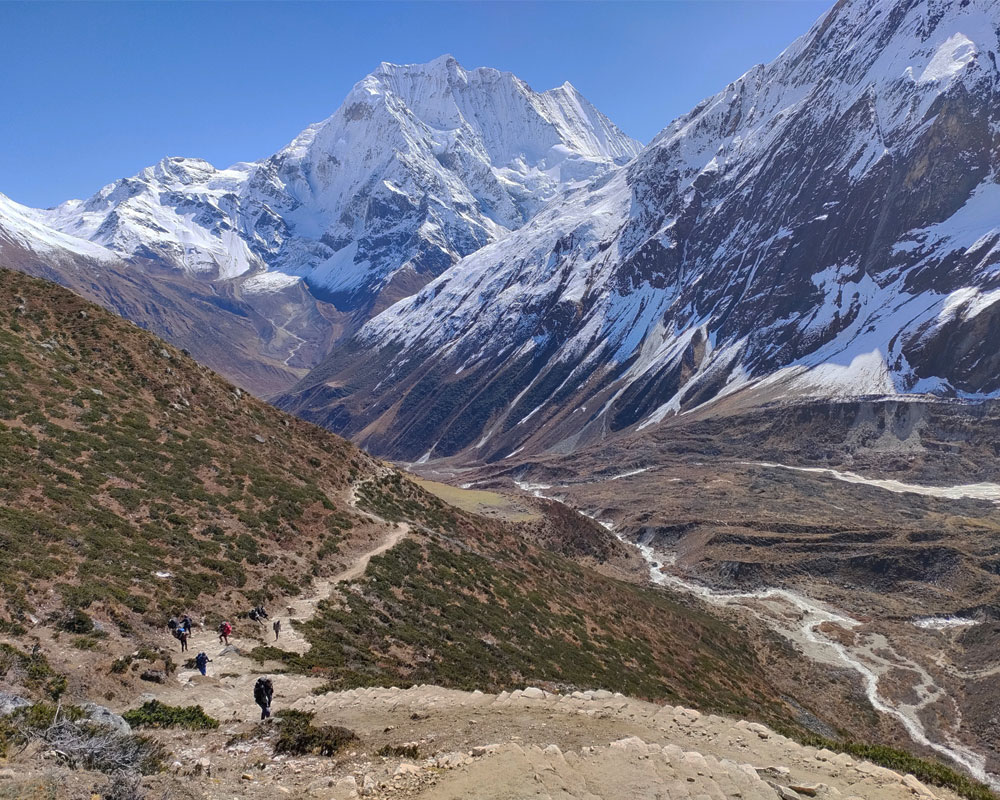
37, 56, 640, 315
0, 191, 338, 396
0, 57, 639, 394
277, 0, 1000, 461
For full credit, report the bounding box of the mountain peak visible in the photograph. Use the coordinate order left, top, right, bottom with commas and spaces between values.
6, 56, 641, 397
279, 0, 1000, 464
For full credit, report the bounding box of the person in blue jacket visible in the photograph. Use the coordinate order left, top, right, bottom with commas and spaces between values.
195, 652, 211, 676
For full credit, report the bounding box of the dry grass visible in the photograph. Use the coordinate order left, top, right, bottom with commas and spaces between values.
409, 477, 540, 522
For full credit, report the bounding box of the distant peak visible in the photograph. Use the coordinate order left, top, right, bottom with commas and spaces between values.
427, 53, 459, 69
374, 54, 463, 78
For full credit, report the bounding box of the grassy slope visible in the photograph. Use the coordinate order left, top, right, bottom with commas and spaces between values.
0, 267, 371, 622
0, 267, 799, 729
256, 474, 801, 730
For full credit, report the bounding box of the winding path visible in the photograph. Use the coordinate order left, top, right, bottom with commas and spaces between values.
147, 489, 409, 720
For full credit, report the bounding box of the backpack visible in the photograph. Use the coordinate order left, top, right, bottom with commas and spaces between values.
222, 622, 232, 636
254, 677, 272, 705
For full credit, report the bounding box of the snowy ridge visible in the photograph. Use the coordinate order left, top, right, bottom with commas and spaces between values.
43, 158, 262, 280
280, 0, 1000, 461
0, 192, 116, 262
26, 56, 640, 317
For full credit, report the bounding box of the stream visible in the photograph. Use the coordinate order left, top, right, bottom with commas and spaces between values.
513, 478, 997, 789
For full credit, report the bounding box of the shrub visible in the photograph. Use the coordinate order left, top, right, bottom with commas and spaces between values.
44, 721, 164, 774
57, 608, 94, 633
122, 700, 218, 730
0, 643, 66, 699
791, 733, 997, 800
0, 703, 163, 775
98, 769, 146, 800
110, 655, 133, 674
273, 709, 356, 757
378, 743, 419, 759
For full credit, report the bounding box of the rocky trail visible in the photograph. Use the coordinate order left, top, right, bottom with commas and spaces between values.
135, 685, 959, 800
147, 515, 411, 719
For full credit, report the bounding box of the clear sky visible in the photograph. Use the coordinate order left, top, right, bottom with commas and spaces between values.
2, 0, 830, 209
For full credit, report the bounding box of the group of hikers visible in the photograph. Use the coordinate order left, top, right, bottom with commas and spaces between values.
168, 608, 282, 652
167, 614, 194, 652
165, 608, 280, 719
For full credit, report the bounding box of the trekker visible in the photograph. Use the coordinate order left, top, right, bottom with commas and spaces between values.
254, 676, 274, 720
248, 608, 261, 625
167, 617, 178, 633
256, 605, 269, 620
219, 621, 232, 645
272, 619, 281, 641
181, 614, 193, 635
176, 628, 188, 652
194, 652, 211, 676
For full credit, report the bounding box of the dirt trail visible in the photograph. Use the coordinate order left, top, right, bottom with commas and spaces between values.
147, 520, 409, 722
279, 524, 410, 656
142, 685, 962, 800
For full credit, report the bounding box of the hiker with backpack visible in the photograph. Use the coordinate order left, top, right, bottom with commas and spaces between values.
254, 676, 274, 720
180, 614, 193, 636
174, 627, 188, 652
194, 652, 211, 676
272, 619, 281, 641
219, 620, 232, 645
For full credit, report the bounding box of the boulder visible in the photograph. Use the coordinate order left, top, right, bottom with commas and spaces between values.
902, 774, 937, 798
0, 692, 30, 716
80, 703, 131, 734
434, 751, 471, 769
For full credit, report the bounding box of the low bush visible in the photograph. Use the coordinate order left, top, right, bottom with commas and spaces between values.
792, 733, 996, 800
122, 700, 218, 730
0, 702, 163, 774
98, 769, 146, 800
0, 643, 66, 699
273, 709, 356, 757
378, 743, 419, 759
56, 608, 94, 633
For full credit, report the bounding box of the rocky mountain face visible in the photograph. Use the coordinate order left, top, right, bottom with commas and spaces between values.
0, 57, 639, 395
278, 0, 1000, 462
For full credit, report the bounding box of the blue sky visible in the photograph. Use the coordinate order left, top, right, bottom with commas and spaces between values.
3, 0, 830, 208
